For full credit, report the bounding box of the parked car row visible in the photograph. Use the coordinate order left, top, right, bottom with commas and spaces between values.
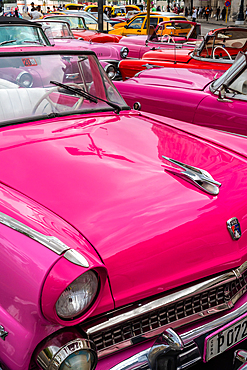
0, 13, 247, 370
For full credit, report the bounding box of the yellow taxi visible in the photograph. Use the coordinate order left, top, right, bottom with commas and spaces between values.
64, 3, 84, 10
109, 12, 189, 36
84, 4, 140, 17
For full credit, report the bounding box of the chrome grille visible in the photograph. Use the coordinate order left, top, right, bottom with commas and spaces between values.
89, 285, 228, 351
86, 263, 247, 357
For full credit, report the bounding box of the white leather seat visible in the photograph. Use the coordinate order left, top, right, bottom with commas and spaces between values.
0, 88, 50, 121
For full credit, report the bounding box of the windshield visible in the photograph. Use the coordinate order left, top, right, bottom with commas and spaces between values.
40, 21, 74, 39
46, 16, 89, 28
211, 52, 246, 91
0, 25, 49, 46
0, 51, 127, 125
196, 29, 247, 60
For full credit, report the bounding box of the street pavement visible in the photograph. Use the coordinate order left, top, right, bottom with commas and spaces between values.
196, 15, 247, 33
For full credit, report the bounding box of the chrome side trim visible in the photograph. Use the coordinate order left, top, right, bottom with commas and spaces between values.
0, 212, 70, 255
64, 249, 89, 268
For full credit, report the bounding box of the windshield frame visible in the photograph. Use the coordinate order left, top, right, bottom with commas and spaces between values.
210, 52, 246, 92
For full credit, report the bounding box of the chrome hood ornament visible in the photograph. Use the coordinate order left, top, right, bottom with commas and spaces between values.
162, 156, 221, 196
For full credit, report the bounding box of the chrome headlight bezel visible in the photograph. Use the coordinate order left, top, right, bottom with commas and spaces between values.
16, 71, 33, 88
120, 47, 129, 59
104, 63, 117, 80
36, 330, 98, 370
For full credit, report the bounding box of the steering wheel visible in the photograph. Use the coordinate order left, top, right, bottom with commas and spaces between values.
212, 46, 232, 60
161, 34, 175, 44
32, 83, 85, 115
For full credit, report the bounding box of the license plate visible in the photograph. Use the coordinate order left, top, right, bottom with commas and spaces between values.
204, 312, 247, 362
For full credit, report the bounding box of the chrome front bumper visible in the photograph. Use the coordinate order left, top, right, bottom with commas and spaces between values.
109, 301, 247, 370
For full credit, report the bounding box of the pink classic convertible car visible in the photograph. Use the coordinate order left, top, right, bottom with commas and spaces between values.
117, 19, 201, 59
114, 51, 247, 136
36, 19, 129, 80
2, 48, 247, 370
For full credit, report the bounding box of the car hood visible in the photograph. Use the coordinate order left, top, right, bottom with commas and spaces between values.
1, 111, 247, 307
143, 47, 192, 62
127, 67, 224, 90
72, 29, 121, 42
53, 39, 120, 59
119, 35, 147, 45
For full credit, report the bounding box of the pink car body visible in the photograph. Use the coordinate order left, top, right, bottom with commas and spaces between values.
114, 52, 247, 136
1, 49, 247, 370
117, 20, 201, 58
37, 19, 129, 79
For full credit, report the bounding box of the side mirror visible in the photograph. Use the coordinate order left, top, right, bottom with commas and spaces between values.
124, 24, 127, 28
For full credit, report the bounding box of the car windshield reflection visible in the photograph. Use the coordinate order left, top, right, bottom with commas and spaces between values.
0, 51, 127, 124
0, 25, 48, 46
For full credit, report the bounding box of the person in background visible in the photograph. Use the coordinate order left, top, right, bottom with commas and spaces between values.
216, 6, 220, 20
156, 5, 161, 11
205, 6, 210, 21
30, 5, 42, 19
184, 6, 188, 16
52, 5, 56, 11
47, 6, 51, 13
14, 6, 19, 17
221, 6, 226, 20
192, 7, 197, 21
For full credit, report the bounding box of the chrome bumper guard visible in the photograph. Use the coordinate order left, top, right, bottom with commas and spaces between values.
109, 302, 247, 370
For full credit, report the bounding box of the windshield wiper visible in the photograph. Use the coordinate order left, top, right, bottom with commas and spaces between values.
22, 40, 45, 45
50, 80, 121, 114
0, 39, 16, 46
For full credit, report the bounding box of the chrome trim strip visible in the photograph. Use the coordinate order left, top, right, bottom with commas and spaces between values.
87, 261, 247, 358
181, 300, 247, 345
109, 300, 247, 370
0, 212, 69, 255
109, 349, 150, 370
87, 272, 235, 336
64, 249, 89, 268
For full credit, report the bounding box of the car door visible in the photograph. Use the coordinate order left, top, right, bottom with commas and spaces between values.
194, 86, 247, 136
122, 16, 145, 35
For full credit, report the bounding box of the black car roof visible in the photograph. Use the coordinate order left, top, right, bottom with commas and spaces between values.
0, 16, 41, 26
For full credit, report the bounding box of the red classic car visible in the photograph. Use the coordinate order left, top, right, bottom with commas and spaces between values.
43, 14, 122, 42
115, 52, 247, 136
2, 48, 247, 370
117, 19, 201, 58
119, 27, 247, 80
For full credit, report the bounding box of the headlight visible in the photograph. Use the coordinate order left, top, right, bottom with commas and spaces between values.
16, 71, 33, 88
104, 64, 117, 80
120, 47, 129, 59
36, 332, 98, 370
56, 270, 98, 319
